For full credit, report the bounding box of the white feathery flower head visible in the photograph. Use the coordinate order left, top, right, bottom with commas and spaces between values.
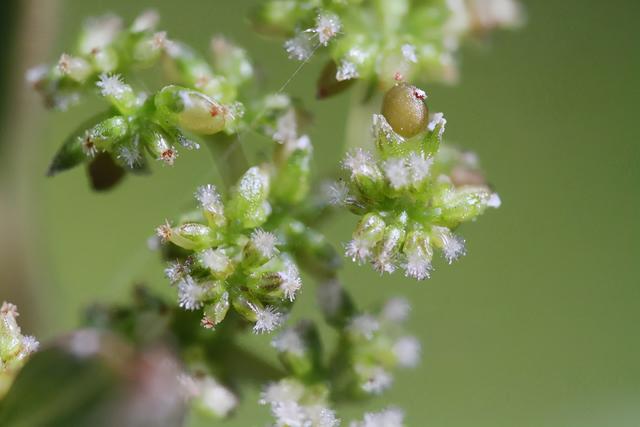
272, 400, 307, 427
349, 314, 380, 340
401, 44, 418, 63
199, 377, 238, 417
383, 157, 410, 190
393, 336, 421, 368
177, 276, 205, 310
373, 253, 397, 275
488, 193, 502, 208
427, 112, 447, 138
314, 12, 341, 46
195, 184, 224, 215
79, 131, 98, 158
325, 180, 350, 206
279, 261, 302, 302
117, 144, 141, 168
260, 380, 306, 405
305, 405, 341, 427
156, 220, 173, 243
382, 297, 411, 323
22, 335, 40, 354
404, 250, 432, 280
345, 238, 372, 264
407, 152, 433, 184
199, 248, 231, 274
343, 148, 379, 179
359, 366, 393, 395
164, 260, 191, 284
251, 229, 279, 259
337, 60, 359, 81
350, 406, 405, 427
285, 32, 315, 61
96, 73, 130, 98
272, 327, 306, 356
433, 227, 466, 264
251, 305, 283, 334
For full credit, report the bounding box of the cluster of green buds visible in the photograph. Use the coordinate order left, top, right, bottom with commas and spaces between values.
28, 11, 293, 189
252, 0, 523, 92
155, 125, 339, 333
0, 303, 39, 398
332, 82, 500, 279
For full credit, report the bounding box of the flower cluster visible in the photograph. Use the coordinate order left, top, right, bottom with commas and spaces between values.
156, 129, 339, 333
335, 82, 500, 279
0, 302, 39, 398
253, 0, 523, 91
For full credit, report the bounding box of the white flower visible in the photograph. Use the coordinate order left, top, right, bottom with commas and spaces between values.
272, 328, 305, 356
164, 260, 190, 284
251, 229, 279, 259
359, 366, 393, 395
404, 250, 432, 280
117, 144, 141, 168
305, 405, 341, 427
393, 336, 421, 368
383, 158, 410, 189
285, 32, 315, 61
433, 227, 466, 264
401, 44, 418, 63
22, 336, 40, 354
350, 407, 405, 427
79, 131, 98, 158
199, 248, 231, 275
177, 276, 205, 310
343, 149, 380, 179
488, 193, 502, 208
272, 400, 308, 427
260, 380, 306, 405
279, 260, 302, 302
199, 377, 238, 417
195, 184, 224, 215
325, 180, 350, 206
337, 60, 359, 81
382, 297, 411, 323
313, 12, 341, 46
273, 109, 298, 144
427, 112, 447, 139
251, 305, 283, 334
349, 314, 380, 340
156, 220, 173, 243
79, 14, 122, 55
96, 73, 130, 98
406, 152, 433, 184
345, 238, 372, 264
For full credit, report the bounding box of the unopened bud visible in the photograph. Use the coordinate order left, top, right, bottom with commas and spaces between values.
154, 85, 226, 135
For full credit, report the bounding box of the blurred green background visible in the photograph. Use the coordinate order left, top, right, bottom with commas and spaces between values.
1, 0, 639, 426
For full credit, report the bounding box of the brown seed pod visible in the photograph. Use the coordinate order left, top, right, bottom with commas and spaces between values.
381, 83, 429, 138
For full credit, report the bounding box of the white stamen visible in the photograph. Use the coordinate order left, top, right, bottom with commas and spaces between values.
195, 184, 224, 215
383, 157, 410, 189
251, 305, 283, 334
314, 12, 341, 46
251, 229, 279, 259
177, 276, 205, 310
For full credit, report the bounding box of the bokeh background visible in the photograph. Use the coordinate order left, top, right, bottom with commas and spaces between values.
1, 0, 639, 426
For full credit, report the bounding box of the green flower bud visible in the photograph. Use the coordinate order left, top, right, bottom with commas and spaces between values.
436, 186, 494, 227
56, 54, 92, 83
141, 123, 178, 166
87, 116, 129, 151
96, 73, 139, 115
373, 220, 407, 274
156, 221, 217, 251
154, 85, 226, 135
381, 83, 428, 139
197, 248, 235, 280
346, 213, 386, 264
227, 166, 271, 229
272, 136, 312, 205
401, 229, 433, 280
201, 291, 230, 329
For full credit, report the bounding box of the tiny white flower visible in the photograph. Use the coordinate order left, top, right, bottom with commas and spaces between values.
96, 73, 130, 98
79, 14, 122, 55
199, 248, 231, 275
401, 44, 418, 63
382, 297, 411, 323
195, 184, 224, 215
79, 131, 98, 158
373, 253, 397, 275
313, 12, 341, 46
434, 227, 466, 264
325, 180, 350, 206
156, 220, 173, 243
359, 366, 393, 395
260, 380, 306, 405
251, 229, 279, 259
285, 32, 315, 61
349, 314, 380, 340
117, 144, 141, 168
279, 261, 302, 302
427, 112, 447, 139
305, 405, 341, 427
22, 336, 40, 354
272, 400, 307, 427
336, 60, 359, 81
272, 328, 305, 356
383, 157, 410, 190
199, 377, 238, 417
393, 336, 421, 368
177, 276, 205, 310
404, 251, 432, 280
343, 148, 380, 179
273, 109, 298, 144
406, 152, 433, 184
164, 260, 190, 284
488, 193, 502, 208
251, 305, 283, 334
345, 238, 372, 264
351, 406, 405, 427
